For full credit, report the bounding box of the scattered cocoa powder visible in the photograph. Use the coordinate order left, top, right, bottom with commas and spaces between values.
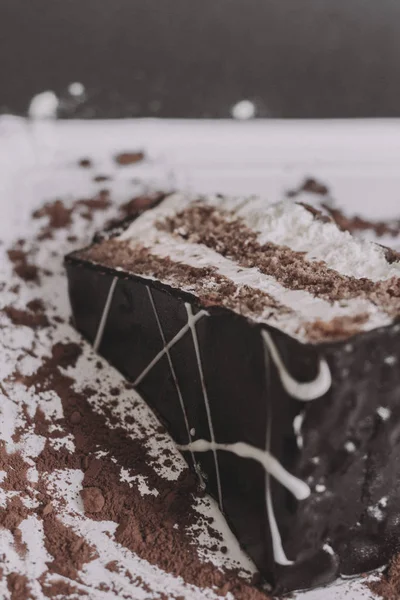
0, 443, 31, 495
287, 177, 400, 239
33, 199, 73, 229
3, 302, 49, 329
81, 487, 105, 513
39, 579, 86, 598
120, 192, 167, 218
43, 514, 97, 579
286, 177, 329, 197
7, 246, 39, 282
0, 497, 30, 555
93, 175, 111, 183
42, 502, 53, 517
78, 158, 92, 168
115, 151, 145, 166
7, 573, 31, 600
322, 204, 400, 239
368, 554, 400, 599
77, 190, 111, 212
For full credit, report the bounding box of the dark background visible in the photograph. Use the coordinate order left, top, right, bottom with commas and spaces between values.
1, 0, 400, 118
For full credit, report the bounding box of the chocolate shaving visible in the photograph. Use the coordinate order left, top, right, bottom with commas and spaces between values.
322, 204, 400, 239
78, 241, 288, 321
286, 177, 330, 197
7, 246, 39, 282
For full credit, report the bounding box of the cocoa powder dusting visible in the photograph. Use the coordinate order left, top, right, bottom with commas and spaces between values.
368, 554, 400, 599
3, 301, 49, 329
0, 497, 29, 556
7, 245, 39, 282
33, 199, 73, 229
7, 573, 31, 600
323, 204, 400, 239
42, 515, 97, 579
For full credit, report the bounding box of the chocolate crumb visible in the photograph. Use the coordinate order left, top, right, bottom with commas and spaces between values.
287, 177, 329, 197
322, 204, 400, 239
32, 199, 73, 229
7, 573, 31, 600
3, 302, 49, 329
69, 410, 82, 425
7, 246, 39, 282
120, 192, 167, 219
79, 158, 92, 168
43, 515, 97, 579
81, 487, 106, 513
115, 151, 145, 166
42, 502, 53, 517
93, 174, 111, 182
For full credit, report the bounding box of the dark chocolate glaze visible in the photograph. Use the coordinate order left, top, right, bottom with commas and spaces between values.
65, 248, 400, 594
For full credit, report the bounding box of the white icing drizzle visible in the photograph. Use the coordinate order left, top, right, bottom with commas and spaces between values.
261, 330, 331, 401
146, 288, 202, 482
260, 329, 333, 565
93, 277, 118, 352
264, 348, 294, 565
133, 308, 207, 386
293, 411, 305, 449
177, 439, 310, 501
184, 304, 223, 511
266, 481, 293, 566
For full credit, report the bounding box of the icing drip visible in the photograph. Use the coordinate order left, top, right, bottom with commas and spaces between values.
262, 330, 331, 401
93, 277, 118, 352
264, 345, 294, 566
133, 307, 208, 386
184, 304, 223, 511
177, 440, 310, 501
146, 288, 199, 477
261, 328, 332, 565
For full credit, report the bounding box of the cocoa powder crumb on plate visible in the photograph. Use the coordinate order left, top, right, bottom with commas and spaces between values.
81, 487, 106, 513
115, 151, 145, 166
78, 158, 92, 168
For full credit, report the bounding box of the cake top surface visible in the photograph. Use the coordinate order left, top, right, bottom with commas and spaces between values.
75, 192, 400, 344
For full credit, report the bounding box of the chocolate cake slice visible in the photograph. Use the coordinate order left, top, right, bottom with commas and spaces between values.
65, 193, 400, 594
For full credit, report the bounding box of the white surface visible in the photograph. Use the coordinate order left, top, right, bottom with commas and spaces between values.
1, 115, 396, 599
